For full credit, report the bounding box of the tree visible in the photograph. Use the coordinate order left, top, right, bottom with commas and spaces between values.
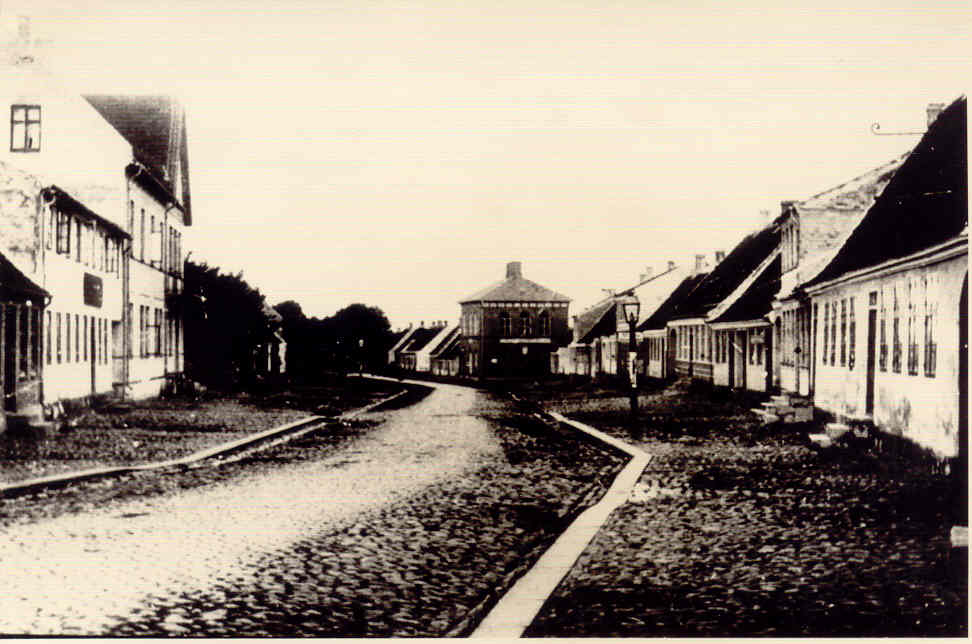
184, 261, 276, 389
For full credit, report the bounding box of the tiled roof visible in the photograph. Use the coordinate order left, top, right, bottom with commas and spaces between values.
428, 326, 460, 356
712, 255, 781, 324
431, 329, 463, 360
637, 273, 708, 331
573, 298, 616, 345
460, 276, 570, 304
400, 326, 446, 353
84, 95, 192, 224
672, 223, 780, 320
806, 96, 967, 288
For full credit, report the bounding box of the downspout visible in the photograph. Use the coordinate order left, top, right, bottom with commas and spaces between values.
39, 189, 56, 409
162, 202, 178, 384
123, 165, 146, 399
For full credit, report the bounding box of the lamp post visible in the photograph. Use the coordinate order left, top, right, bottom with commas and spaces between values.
618, 293, 641, 417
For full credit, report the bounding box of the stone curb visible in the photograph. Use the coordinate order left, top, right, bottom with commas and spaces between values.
1, 388, 410, 500
470, 409, 652, 639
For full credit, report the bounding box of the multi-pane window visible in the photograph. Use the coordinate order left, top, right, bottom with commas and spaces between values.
879, 286, 888, 371
499, 311, 511, 337
538, 310, 550, 337
848, 297, 856, 370
839, 299, 847, 367
822, 304, 829, 366
65, 313, 71, 363
56, 312, 62, 363
10, 105, 40, 152
519, 311, 531, 337
74, 313, 79, 362
830, 299, 837, 365
56, 208, 71, 254
907, 279, 919, 375
924, 274, 938, 377
892, 284, 902, 373
45, 310, 51, 365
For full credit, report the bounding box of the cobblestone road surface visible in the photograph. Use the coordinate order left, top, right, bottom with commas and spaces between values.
0, 383, 505, 635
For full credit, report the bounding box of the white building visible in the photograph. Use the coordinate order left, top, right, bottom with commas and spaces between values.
0, 20, 192, 429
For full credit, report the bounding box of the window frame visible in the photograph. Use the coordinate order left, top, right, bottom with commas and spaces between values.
10, 104, 41, 152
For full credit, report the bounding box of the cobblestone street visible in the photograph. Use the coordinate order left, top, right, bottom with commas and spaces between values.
0, 382, 623, 636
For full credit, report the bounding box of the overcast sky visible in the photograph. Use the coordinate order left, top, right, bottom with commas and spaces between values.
9, 0, 969, 328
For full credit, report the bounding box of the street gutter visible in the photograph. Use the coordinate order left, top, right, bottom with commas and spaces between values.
1, 388, 409, 499
470, 410, 651, 639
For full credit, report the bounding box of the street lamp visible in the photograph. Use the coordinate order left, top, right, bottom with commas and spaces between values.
618, 293, 641, 417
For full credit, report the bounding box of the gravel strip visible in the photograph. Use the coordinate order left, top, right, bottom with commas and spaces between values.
521, 384, 967, 637
0, 378, 402, 485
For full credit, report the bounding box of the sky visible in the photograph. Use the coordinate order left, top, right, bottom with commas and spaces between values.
6, 0, 969, 328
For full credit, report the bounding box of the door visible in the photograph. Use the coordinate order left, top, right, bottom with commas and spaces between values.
732, 331, 746, 389
865, 307, 877, 415
667, 328, 677, 379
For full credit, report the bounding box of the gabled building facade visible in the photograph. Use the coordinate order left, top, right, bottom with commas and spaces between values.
770, 155, 906, 396
0, 23, 193, 429
804, 97, 967, 461
460, 262, 570, 378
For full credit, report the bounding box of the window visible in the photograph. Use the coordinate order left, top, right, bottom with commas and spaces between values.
830, 301, 837, 365
155, 308, 163, 356
907, 279, 919, 375
56, 312, 62, 363
924, 274, 937, 377
45, 311, 51, 365
10, 105, 40, 152
822, 304, 828, 366
56, 209, 71, 255
74, 313, 79, 362
65, 313, 71, 363
840, 299, 847, 367
519, 311, 531, 337
879, 287, 888, 371
538, 310, 550, 337
74, 219, 82, 262
848, 297, 856, 370
892, 284, 901, 373
82, 315, 88, 362
140, 208, 146, 261
499, 311, 511, 337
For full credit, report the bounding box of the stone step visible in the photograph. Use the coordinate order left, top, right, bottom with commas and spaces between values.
825, 422, 851, 440
808, 433, 833, 448
750, 408, 779, 425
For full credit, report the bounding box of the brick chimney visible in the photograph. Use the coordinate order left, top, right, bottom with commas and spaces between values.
715, 250, 726, 264
694, 254, 706, 274
667, 260, 676, 271
639, 267, 653, 283
927, 102, 945, 127
506, 261, 522, 279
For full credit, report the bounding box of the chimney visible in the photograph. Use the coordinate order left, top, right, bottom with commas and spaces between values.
715, 250, 726, 264
420, 320, 424, 328
506, 261, 522, 279
694, 254, 706, 274
639, 267, 653, 283
667, 260, 676, 271
927, 102, 945, 127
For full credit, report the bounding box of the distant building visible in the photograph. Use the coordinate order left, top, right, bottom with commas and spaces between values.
394, 322, 448, 372
459, 262, 570, 378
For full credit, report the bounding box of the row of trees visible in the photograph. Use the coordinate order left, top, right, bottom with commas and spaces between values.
183, 260, 393, 389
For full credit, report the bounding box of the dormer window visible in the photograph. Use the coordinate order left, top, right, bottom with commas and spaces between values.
11, 105, 40, 152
